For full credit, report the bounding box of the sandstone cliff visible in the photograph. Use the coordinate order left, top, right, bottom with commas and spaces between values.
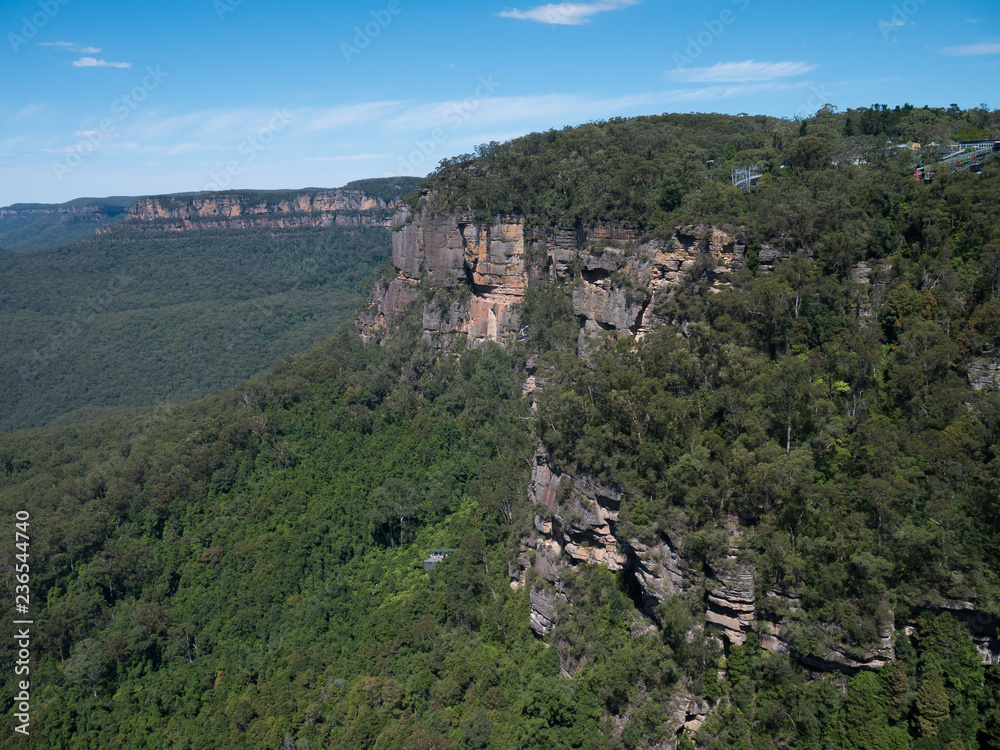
109, 189, 397, 233
968, 357, 1000, 391
0, 202, 127, 220
359, 202, 744, 349
363, 199, 1000, 689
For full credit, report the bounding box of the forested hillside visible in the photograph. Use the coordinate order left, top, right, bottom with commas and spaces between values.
0, 224, 390, 434
2, 106, 1000, 749
0, 197, 135, 253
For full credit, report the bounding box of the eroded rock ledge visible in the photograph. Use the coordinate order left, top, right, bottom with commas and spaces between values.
514, 441, 999, 678
359, 204, 746, 348
109, 189, 396, 233
359, 199, 1000, 681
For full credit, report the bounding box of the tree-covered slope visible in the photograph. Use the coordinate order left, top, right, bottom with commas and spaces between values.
421, 105, 999, 232
1, 106, 1000, 750
0, 224, 390, 433
0, 320, 601, 749
0, 197, 135, 253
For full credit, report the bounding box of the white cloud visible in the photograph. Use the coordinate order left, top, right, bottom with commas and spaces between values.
381, 92, 655, 134
73, 130, 120, 138
13, 104, 44, 119
163, 142, 214, 156
497, 0, 637, 26
303, 154, 395, 162
299, 101, 407, 133
660, 81, 814, 103
39, 42, 103, 53
669, 60, 818, 83
941, 41, 1000, 56
71, 57, 131, 69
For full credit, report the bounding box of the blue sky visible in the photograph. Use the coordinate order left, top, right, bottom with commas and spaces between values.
1, 0, 998, 206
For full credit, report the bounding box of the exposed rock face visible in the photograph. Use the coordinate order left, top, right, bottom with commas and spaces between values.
360, 202, 744, 349
518, 446, 1000, 676
0, 203, 126, 220
705, 556, 756, 646
519, 443, 702, 645
968, 357, 1000, 391
759, 614, 896, 672
365, 197, 999, 679
111, 189, 396, 232
361, 206, 537, 347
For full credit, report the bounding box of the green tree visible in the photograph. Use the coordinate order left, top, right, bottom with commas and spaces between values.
914, 678, 950, 738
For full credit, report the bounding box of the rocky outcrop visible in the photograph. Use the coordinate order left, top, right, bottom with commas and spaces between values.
705, 556, 756, 646
110, 189, 397, 233
516, 443, 998, 676
968, 357, 1000, 391
360, 206, 537, 347
759, 615, 896, 672
360, 200, 744, 349
519, 444, 704, 645
368, 196, 1000, 679
0, 202, 126, 219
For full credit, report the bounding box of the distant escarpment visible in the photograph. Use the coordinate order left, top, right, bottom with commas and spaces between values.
0, 198, 134, 252
0, 202, 127, 220
111, 189, 400, 233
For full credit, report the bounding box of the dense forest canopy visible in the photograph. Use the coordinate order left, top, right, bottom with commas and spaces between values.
419, 104, 999, 232
1, 106, 1000, 749
0, 225, 391, 434
0, 198, 135, 254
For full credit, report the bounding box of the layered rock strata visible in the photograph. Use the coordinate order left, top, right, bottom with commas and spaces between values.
360, 203, 744, 348
968, 357, 1000, 391
364, 199, 1000, 682
109, 189, 396, 232
519, 444, 906, 675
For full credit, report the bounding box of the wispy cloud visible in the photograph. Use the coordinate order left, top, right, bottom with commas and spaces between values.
299, 101, 408, 133
497, 0, 637, 26
71, 57, 131, 69
73, 130, 119, 138
39, 42, 102, 53
661, 81, 815, 103
304, 154, 395, 162
136, 107, 272, 141
13, 104, 45, 119
380, 92, 654, 134
669, 60, 818, 83
941, 41, 1000, 56
163, 142, 213, 156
